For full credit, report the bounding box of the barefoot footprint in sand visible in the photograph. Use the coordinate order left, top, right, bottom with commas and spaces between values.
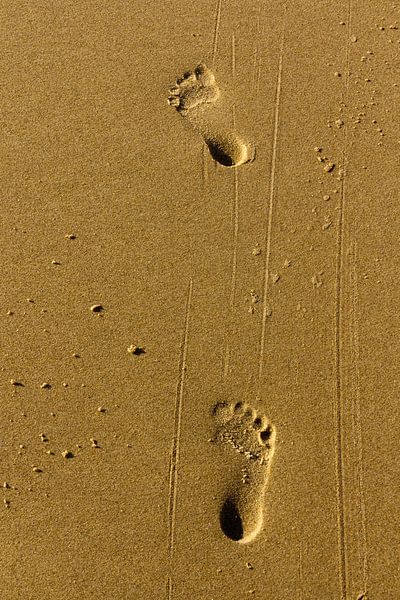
211, 400, 276, 543
168, 63, 255, 167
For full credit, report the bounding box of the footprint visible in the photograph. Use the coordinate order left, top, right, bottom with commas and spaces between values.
210, 399, 276, 543
168, 63, 255, 168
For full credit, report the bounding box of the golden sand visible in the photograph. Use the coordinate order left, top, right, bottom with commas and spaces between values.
0, 1, 398, 599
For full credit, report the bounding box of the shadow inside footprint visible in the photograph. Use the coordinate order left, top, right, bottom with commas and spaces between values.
219, 496, 243, 542
205, 132, 253, 168
206, 140, 236, 167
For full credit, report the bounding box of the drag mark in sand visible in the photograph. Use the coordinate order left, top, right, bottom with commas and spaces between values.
166, 278, 193, 598
226, 33, 238, 375
333, 129, 347, 600
165, 576, 173, 600
255, 48, 262, 97
229, 42, 239, 308
350, 241, 369, 596
202, 144, 208, 188
333, 4, 352, 598
251, 0, 263, 95
258, 5, 286, 383
222, 342, 230, 380
231, 31, 236, 79
298, 543, 304, 600
211, 0, 222, 67
229, 165, 239, 310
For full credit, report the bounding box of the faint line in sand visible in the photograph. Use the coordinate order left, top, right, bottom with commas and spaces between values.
166, 575, 173, 600
333, 135, 348, 600
251, 0, 262, 92
298, 543, 304, 600
202, 144, 208, 187
228, 35, 239, 347
350, 240, 369, 596
258, 4, 287, 383
231, 31, 236, 79
166, 278, 193, 594
211, 0, 222, 67
222, 342, 230, 379
333, 3, 352, 597
256, 52, 262, 96
251, 47, 259, 92
229, 146, 239, 310
256, 1, 262, 35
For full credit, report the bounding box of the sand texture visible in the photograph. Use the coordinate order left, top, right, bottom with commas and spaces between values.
0, 1, 399, 599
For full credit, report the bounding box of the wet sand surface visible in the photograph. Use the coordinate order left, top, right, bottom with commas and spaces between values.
0, 1, 399, 599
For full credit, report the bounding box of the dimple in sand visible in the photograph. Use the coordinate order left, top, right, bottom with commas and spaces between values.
168, 62, 255, 168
